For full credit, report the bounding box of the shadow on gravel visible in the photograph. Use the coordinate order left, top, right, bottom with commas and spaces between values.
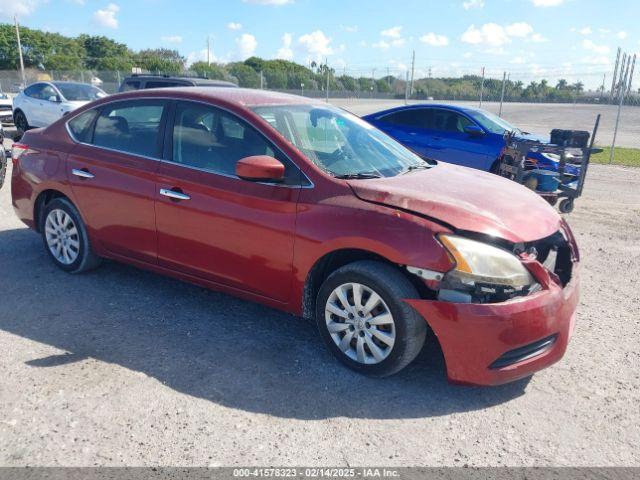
0, 227, 530, 419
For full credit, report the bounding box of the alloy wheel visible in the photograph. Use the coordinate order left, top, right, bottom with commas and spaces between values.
44, 209, 80, 265
324, 282, 396, 364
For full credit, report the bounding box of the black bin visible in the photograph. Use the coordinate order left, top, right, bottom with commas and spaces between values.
550, 129, 590, 148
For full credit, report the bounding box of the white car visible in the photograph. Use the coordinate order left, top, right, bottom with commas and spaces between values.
12, 81, 107, 132
0, 91, 13, 125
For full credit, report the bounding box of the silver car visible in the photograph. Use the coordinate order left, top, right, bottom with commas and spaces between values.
12, 81, 107, 132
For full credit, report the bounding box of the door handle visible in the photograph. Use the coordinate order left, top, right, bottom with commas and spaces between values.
432, 136, 443, 141
72, 168, 95, 179
160, 188, 191, 201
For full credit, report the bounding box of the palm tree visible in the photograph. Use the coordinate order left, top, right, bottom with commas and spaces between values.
556, 79, 568, 90
571, 81, 584, 93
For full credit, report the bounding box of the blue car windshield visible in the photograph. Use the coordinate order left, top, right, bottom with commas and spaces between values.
466, 109, 520, 135
252, 104, 430, 178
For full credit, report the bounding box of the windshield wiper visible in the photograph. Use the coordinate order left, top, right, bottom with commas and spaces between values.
334, 171, 382, 179
400, 164, 431, 175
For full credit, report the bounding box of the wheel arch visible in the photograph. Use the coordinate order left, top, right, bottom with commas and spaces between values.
301, 248, 429, 320
33, 189, 71, 232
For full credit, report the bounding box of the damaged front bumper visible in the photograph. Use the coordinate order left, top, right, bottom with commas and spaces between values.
405, 261, 579, 386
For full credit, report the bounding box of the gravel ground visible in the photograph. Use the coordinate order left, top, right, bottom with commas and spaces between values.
0, 144, 639, 467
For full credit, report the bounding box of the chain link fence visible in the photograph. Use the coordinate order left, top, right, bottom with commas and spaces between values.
2, 68, 639, 159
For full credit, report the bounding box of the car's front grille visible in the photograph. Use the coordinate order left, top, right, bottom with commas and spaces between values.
489, 334, 558, 369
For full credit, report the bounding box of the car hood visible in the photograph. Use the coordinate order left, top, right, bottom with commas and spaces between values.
514, 131, 549, 143
348, 163, 561, 243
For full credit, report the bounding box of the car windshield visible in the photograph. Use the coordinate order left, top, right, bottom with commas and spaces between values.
251, 104, 430, 178
53, 83, 106, 101
466, 109, 520, 135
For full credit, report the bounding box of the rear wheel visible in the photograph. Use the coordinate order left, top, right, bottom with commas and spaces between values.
14, 110, 29, 134
316, 260, 427, 377
40, 198, 101, 273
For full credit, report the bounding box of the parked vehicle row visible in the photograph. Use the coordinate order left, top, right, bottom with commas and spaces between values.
0, 90, 13, 126
12, 75, 238, 134
11, 87, 580, 385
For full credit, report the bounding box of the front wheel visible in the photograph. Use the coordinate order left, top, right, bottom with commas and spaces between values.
40, 197, 102, 273
316, 260, 427, 377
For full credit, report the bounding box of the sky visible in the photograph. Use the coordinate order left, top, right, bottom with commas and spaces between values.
1, 0, 639, 89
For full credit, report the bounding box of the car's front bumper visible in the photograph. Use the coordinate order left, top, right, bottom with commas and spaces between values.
405, 265, 579, 386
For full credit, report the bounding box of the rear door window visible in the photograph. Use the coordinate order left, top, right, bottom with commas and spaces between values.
379, 109, 432, 129
92, 100, 165, 158
121, 80, 140, 91
68, 109, 98, 143
24, 84, 45, 99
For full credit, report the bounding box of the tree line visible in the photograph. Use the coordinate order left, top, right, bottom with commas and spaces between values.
0, 23, 600, 102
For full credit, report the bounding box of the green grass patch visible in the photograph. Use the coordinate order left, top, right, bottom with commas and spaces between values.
591, 146, 640, 167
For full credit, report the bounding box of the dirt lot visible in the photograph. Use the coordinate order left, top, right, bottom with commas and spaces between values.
0, 147, 639, 466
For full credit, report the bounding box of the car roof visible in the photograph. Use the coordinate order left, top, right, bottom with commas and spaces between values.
124, 76, 237, 87
365, 103, 482, 118
110, 86, 315, 108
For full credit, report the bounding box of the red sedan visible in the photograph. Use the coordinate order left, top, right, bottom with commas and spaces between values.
10, 88, 579, 385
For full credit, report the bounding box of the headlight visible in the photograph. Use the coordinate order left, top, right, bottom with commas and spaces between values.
439, 234, 534, 290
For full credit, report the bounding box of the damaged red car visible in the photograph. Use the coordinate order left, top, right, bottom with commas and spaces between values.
11, 88, 579, 385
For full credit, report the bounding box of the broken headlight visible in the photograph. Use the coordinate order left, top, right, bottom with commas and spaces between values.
439, 234, 536, 302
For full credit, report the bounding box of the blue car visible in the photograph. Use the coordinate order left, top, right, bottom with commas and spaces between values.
362, 104, 579, 177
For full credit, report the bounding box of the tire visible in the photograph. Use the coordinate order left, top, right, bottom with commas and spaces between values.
559, 198, 574, 214
316, 260, 427, 377
14, 110, 29, 134
40, 197, 102, 273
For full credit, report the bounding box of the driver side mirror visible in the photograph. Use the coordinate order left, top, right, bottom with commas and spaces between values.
236, 155, 285, 182
47, 95, 60, 103
464, 125, 484, 136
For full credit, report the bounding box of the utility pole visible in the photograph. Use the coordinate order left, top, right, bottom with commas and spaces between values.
409, 50, 416, 97
325, 58, 330, 103
498, 71, 507, 117
404, 71, 409, 104
14, 15, 26, 89
610, 47, 621, 102
479, 67, 485, 107
260, 70, 264, 89
371, 68, 376, 97
600, 73, 606, 97
206, 37, 211, 65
